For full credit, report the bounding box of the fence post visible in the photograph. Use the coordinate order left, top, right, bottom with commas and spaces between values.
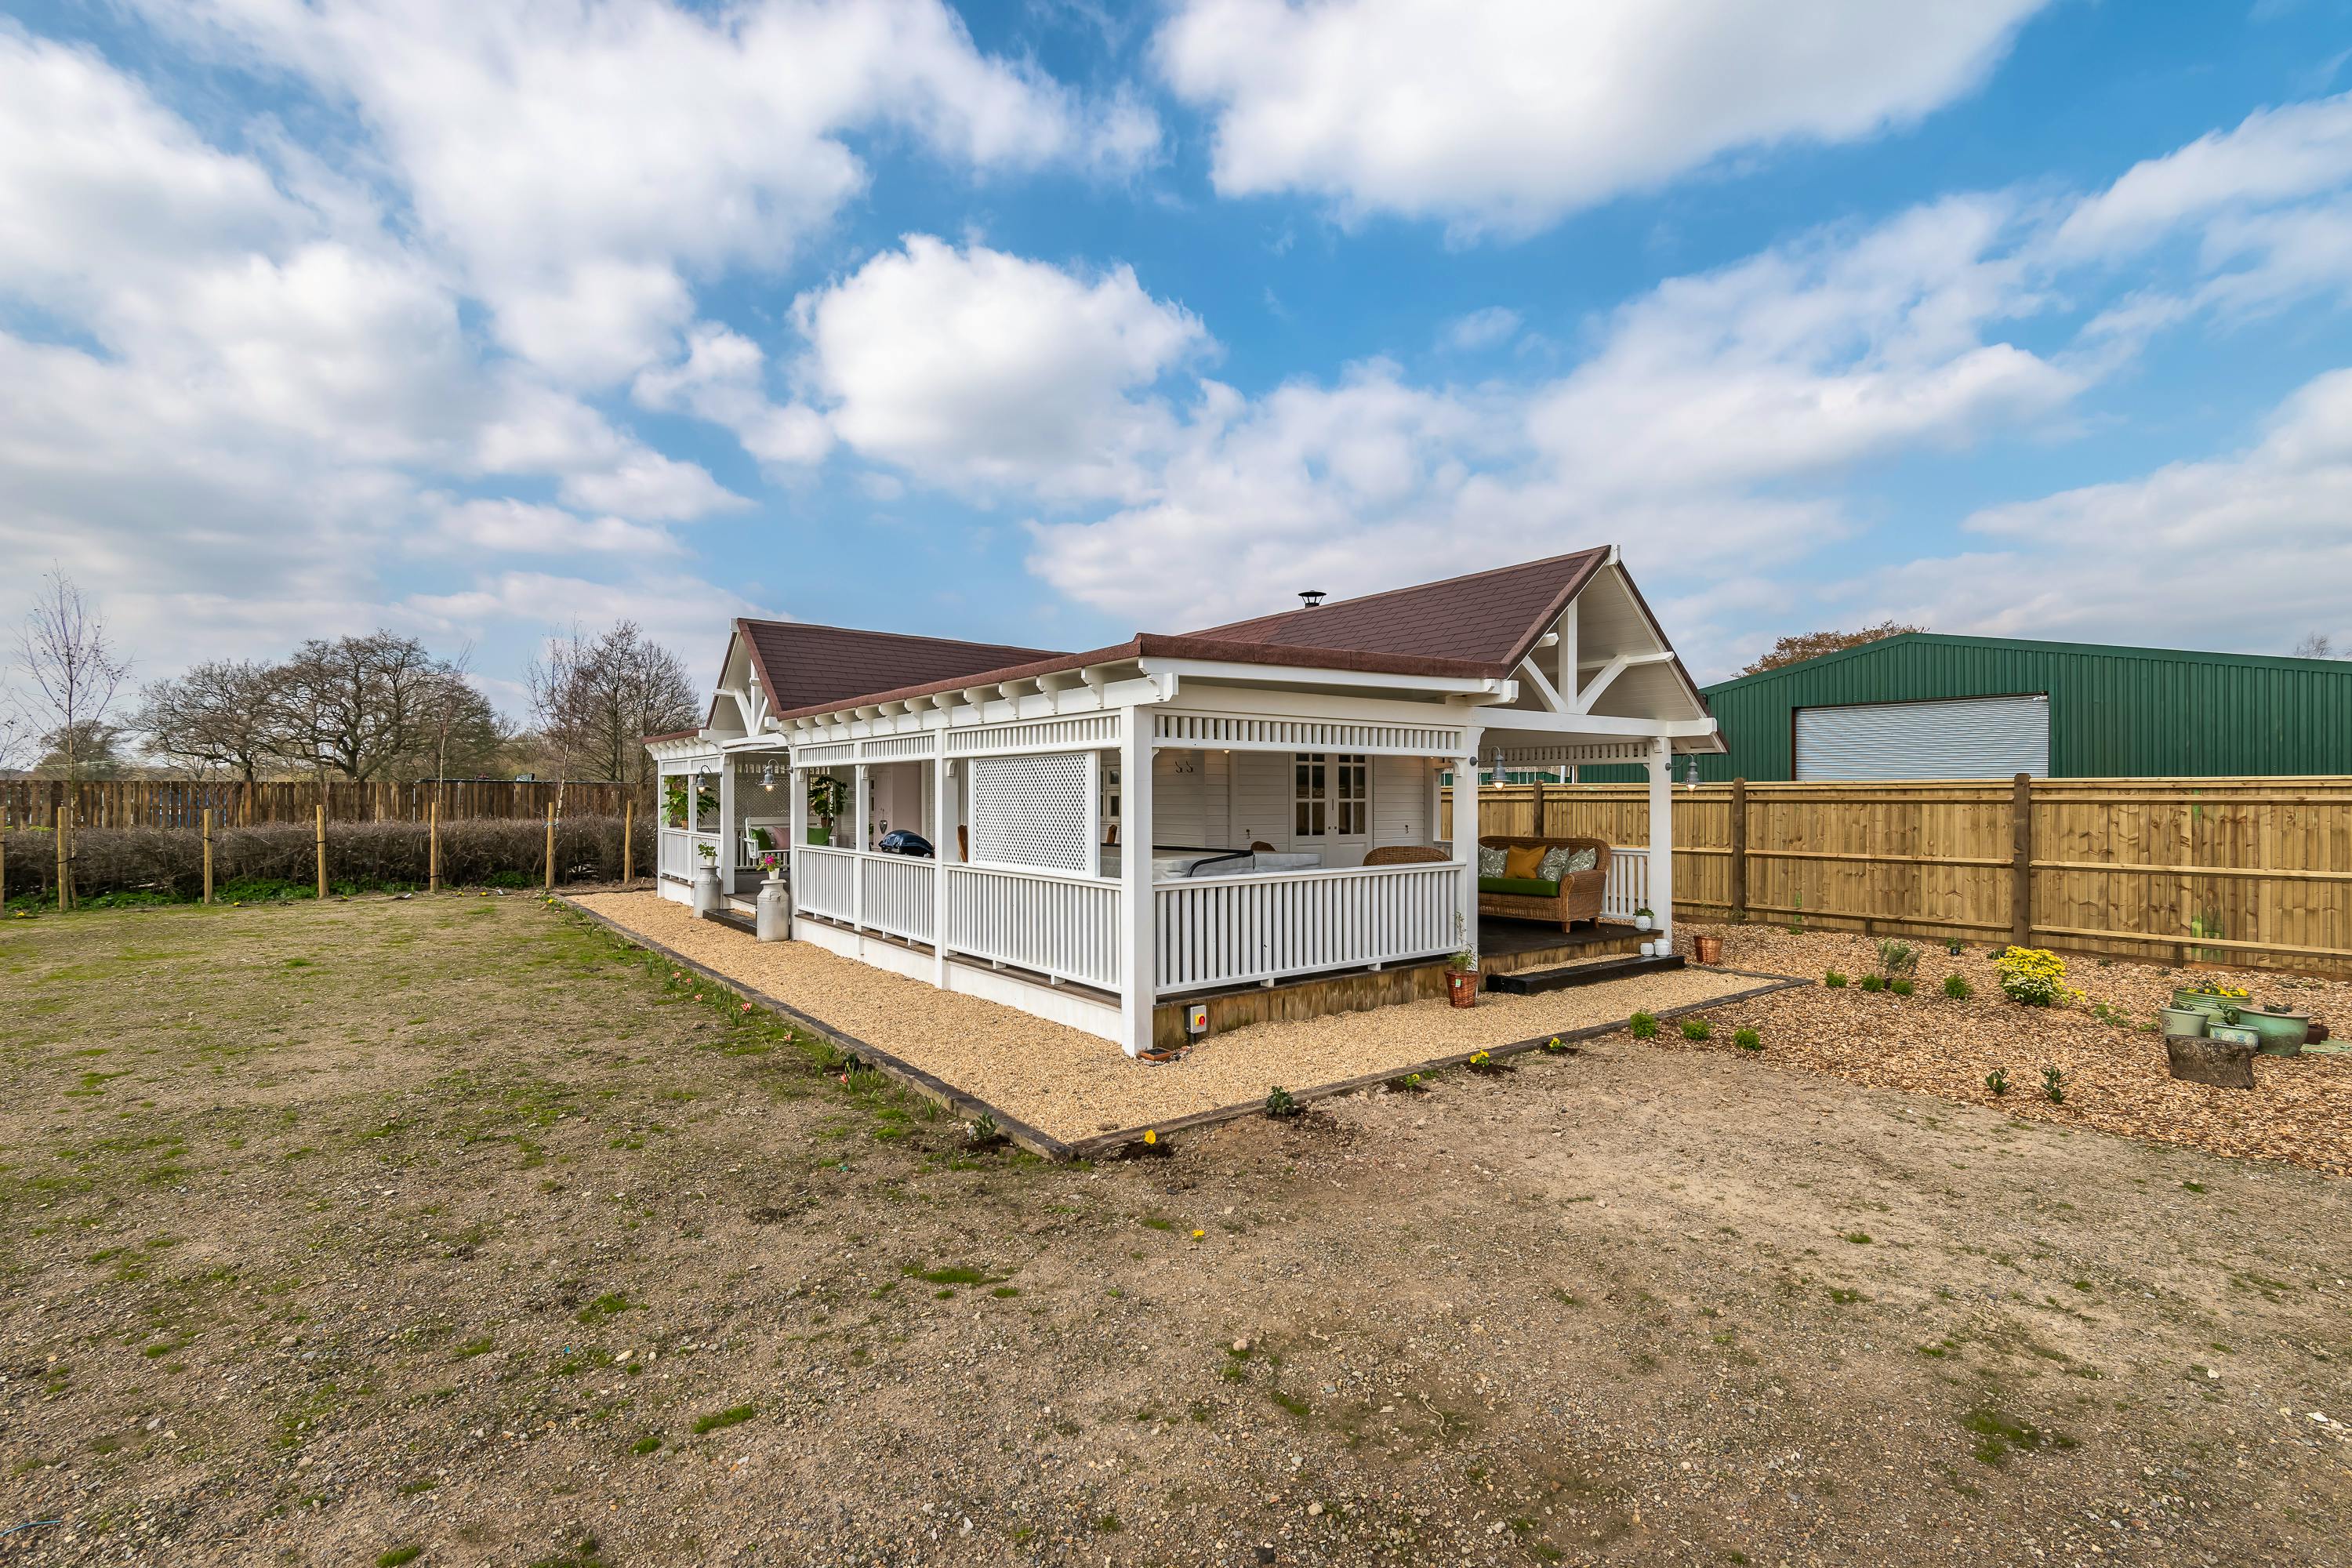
544, 802, 556, 891
314, 804, 327, 901
202, 809, 214, 905
429, 800, 440, 893
1729, 778, 1748, 921
55, 780, 69, 913
2009, 772, 2032, 949
622, 800, 633, 886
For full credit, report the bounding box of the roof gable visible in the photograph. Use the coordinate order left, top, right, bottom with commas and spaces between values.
1179, 548, 1609, 670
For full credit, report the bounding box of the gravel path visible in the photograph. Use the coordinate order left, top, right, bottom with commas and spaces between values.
575, 892, 1776, 1139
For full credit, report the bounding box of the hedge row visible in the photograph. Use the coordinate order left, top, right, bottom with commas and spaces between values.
0, 817, 635, 902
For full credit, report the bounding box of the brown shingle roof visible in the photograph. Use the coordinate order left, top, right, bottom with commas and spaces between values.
737, 620, 1065, 717
1179, 548, 1609, 670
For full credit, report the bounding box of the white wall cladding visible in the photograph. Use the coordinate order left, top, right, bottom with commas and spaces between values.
1152, 747, 1232, 847
1373, 754, 1431, 845
946, 713, 1120, 755
1154, 712, 1462, 755
967, 753, 1095, 873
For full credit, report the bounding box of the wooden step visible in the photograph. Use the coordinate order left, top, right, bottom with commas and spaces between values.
704, 909, 757, 938
1483, 953, 1686, 996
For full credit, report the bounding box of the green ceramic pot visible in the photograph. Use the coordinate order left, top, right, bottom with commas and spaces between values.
2156, 1006, 2209, 1037
2172, 987, 2248, 1013
2233, 1007, 2309, 1056
2208, 1023, 2262, 1050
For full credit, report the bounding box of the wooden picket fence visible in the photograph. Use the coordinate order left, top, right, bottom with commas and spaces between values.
1443, 776, 2352, 979
0, 778, 626, 830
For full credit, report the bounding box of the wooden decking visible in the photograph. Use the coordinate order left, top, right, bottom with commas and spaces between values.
1149, 917, 1646, 1053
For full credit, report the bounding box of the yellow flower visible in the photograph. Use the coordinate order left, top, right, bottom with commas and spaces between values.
1143, 1129, 1156, 1145
1190, 1229, 1205, 1240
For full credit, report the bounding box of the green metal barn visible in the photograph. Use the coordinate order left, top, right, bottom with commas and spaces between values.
1578, 633, 2352, 782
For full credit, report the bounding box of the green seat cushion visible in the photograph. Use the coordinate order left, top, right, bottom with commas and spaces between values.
1479, 875, 1561, 898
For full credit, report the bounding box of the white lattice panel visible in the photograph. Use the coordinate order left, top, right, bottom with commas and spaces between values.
860, 733, 937, 760
947, 713, 1120, 755
1491, 740, 1653, 765
1154, 712, 1462, 756
968, 753, 1094, 873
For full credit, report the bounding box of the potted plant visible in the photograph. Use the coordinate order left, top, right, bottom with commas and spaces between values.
1693, 931, 1724, 965
2173, 982, 2248, 1015
2156, 1003, 2210, 1037
1632, 906, 1654, 933
1444, 913, 1479, 1007
691, 840, 720, 916
2232, 999, 2310, 1055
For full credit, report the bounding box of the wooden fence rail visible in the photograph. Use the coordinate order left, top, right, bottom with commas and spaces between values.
1443, 775, 2352, 979
0, 779, 626, 830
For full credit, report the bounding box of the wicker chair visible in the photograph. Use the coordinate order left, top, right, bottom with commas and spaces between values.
1363, 844, 1448, 867
1476, 834, 1610, 933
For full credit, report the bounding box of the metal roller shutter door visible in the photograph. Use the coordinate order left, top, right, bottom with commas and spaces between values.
1794, 695, 2049, 781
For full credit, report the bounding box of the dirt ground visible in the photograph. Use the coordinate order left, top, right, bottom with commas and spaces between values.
572, 891, 1776, 1142
2, 895, 2347, 1568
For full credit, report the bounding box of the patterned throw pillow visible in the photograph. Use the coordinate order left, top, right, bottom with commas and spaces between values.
1540, 845, 1599, 880
1477, 844, 1507, 878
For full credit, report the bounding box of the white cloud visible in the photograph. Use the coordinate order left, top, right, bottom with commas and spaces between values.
403, 569, 764, 674
1439, 307, 1521, 351
2053, 91, 2352, 257
793, 235, 1208, 496
1858, 368, 2352, 652
633, 323, 833, 467
1156, 0, 2047, 236
154, 0, 1159, 383
557, 450, 746, 523
423, 497, 681, 557
1025, 195, 2078, 634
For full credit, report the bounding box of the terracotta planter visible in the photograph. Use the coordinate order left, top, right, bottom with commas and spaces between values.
2165, 1033, 2256, 1089
1693, 934, 1724, 965
1444, 969, 1479, 1008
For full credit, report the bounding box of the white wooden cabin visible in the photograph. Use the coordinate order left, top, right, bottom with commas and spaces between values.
648, 547, 1721, 1056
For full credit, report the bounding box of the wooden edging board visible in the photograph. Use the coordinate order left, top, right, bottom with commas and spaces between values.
557, 893, 1809, 1166
555, 895, 1080, 1161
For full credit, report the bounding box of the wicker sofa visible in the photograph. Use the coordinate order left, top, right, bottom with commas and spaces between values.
1476, 834, 1610, 933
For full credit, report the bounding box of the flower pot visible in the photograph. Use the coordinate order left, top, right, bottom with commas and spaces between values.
2156, 1005, 2209, 1037
755, 875, 793, 942
1632, 915, 1652, 932
1693, 934, 1724, 965
690, 866, 720, 916
2208, 1022, 2262, 1051
1444, 968, 1479, 1008
2165, 1033, 2256, 1090
2234, 1007, 2308, 1056
2172, 987, 2245, 1014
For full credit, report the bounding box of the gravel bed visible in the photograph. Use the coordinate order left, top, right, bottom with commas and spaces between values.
1656, 922, 2352, 1177
575, 892, 1774, 1140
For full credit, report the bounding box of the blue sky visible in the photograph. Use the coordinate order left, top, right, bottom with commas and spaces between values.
5, 0, 2352, 716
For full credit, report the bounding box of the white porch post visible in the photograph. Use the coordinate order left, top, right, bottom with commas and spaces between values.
788, 756, 808, 906
852, 762, 868, 930
1646, 734, 1675, 946
1118, 713, 1156, 1057
1454, 733, 1482, 959
931, 751, 949, 985
717, 757, 737, 906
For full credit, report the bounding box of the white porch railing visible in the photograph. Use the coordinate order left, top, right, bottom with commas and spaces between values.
794, 846, 857, 922
1602, 847, 1650, 921
1154, 862, 1457, 993
658, 828, 722, 881
945, 864, 1122, 990
860, 855, 935, 942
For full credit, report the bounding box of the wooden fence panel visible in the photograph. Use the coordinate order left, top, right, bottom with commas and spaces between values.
1442, 776, 2352, 978
0, 779, 626, 829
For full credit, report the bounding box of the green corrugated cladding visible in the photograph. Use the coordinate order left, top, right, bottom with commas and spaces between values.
1574, 633, 2352, 782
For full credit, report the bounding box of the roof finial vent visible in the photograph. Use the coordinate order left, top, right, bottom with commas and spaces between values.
1298, 590, 1326, 608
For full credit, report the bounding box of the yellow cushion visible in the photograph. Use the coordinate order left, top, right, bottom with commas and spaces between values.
1503, 843, 1548, 880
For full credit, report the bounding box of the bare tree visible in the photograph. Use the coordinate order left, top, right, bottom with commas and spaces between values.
529, 620, 699, 807
267, 632, 453, 782
2292, 631, 2340, 659
15, 568, 131, 906
1740, 619, 1929, 677
401, 663, 512, 784
133, 659, 283, 782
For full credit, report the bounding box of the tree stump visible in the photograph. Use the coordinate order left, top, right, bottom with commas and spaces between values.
2165, 1033, 2256, 1090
